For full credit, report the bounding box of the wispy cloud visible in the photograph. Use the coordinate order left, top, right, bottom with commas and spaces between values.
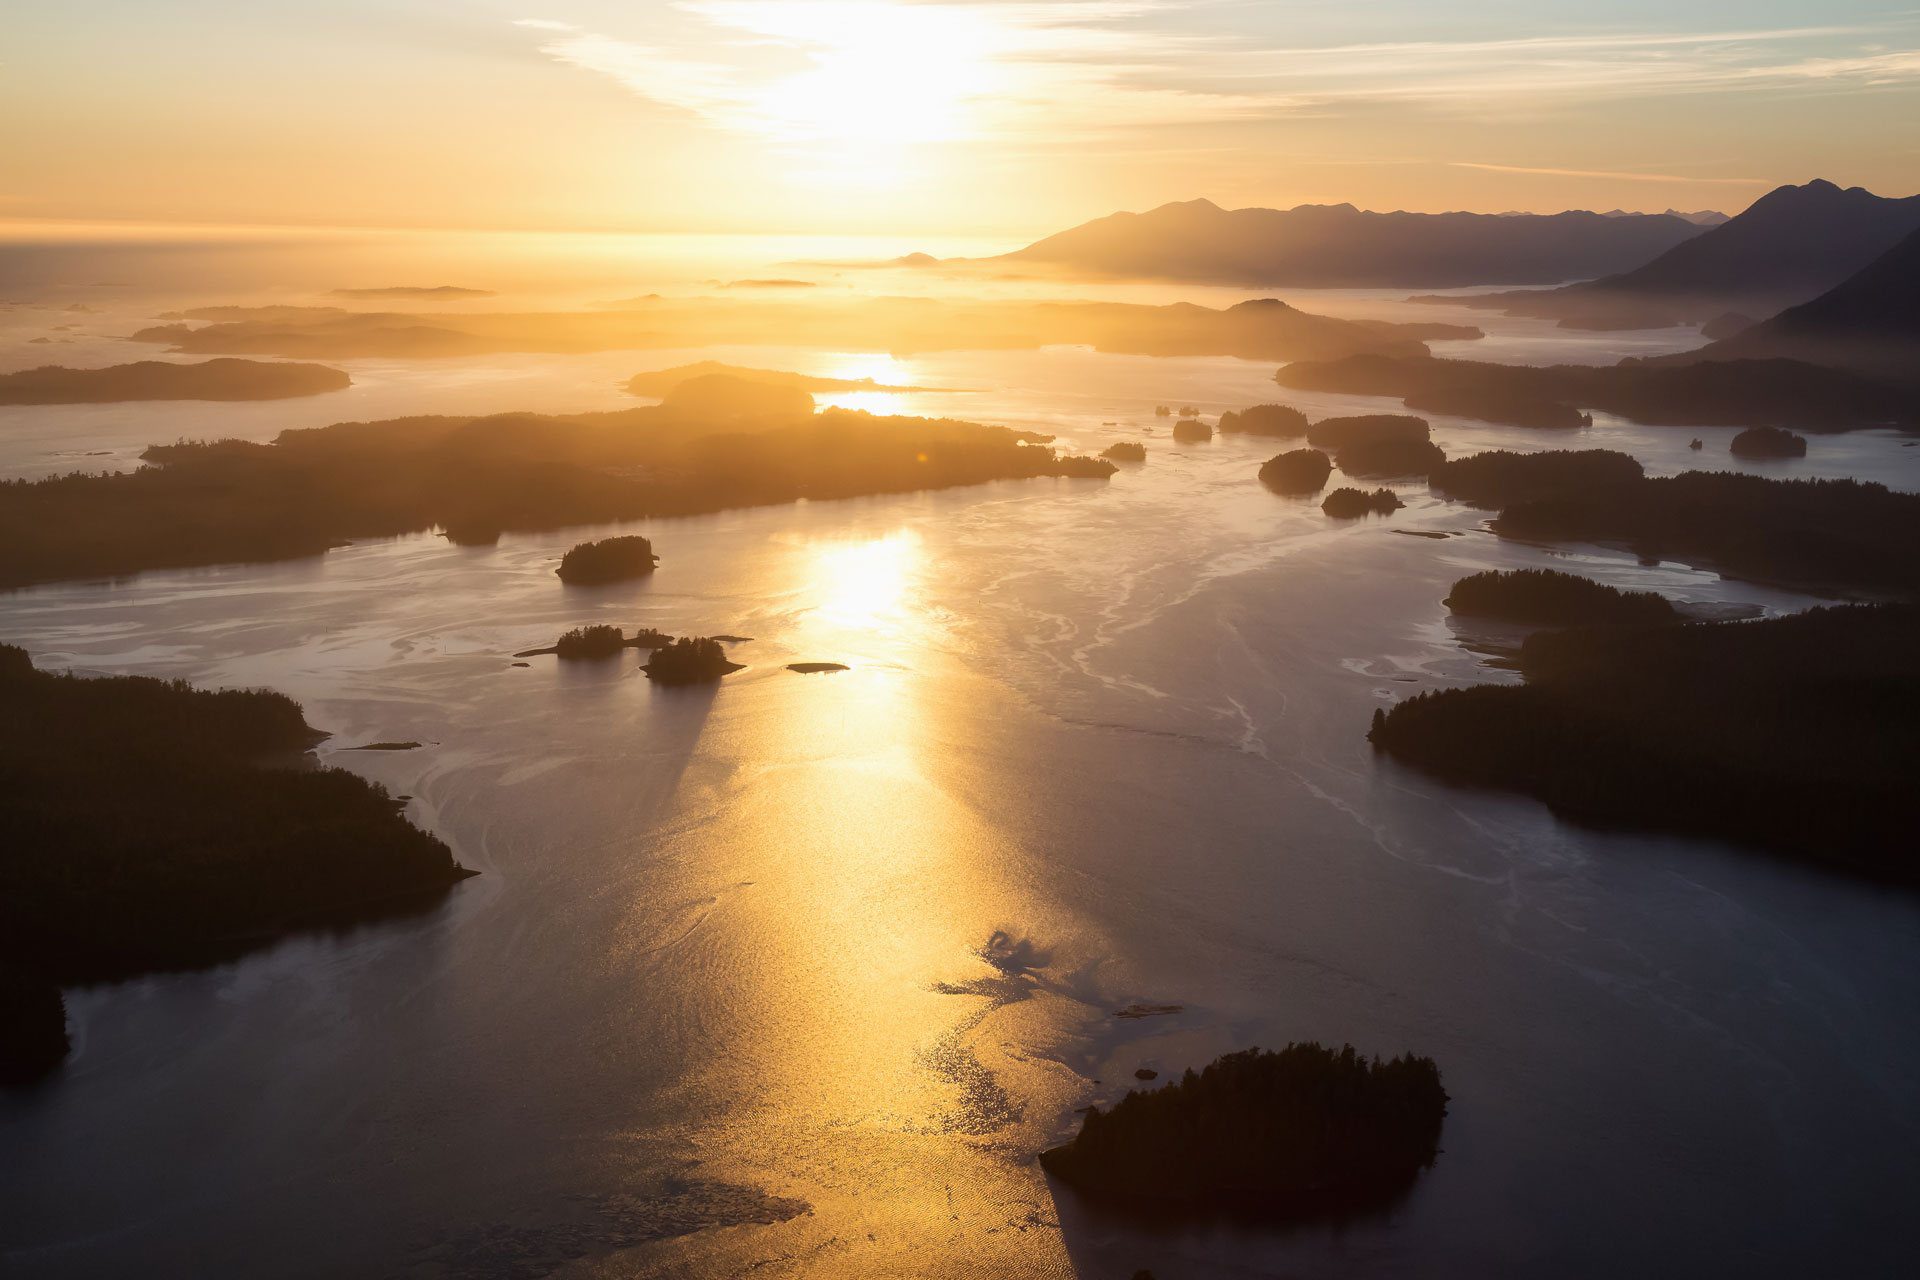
515, 5, 1920, 148
516, 3, 1275, 151
1209, 23, 1920, 107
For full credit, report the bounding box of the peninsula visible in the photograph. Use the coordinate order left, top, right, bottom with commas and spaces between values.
0, 644, 472, 1081
0, 358, 351, 405
0, 388, 1114, 590
1370, 605, 1917, 874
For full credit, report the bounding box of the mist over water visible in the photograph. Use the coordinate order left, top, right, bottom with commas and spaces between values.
3, 236, 1919, 1277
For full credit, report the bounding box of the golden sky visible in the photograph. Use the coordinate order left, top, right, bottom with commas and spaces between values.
7, 1, 1920, 236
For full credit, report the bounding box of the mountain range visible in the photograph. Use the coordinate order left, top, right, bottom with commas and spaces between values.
983, 198, 1709, 288
1430, 180, 1920, 330
1667, 223, 1920, 384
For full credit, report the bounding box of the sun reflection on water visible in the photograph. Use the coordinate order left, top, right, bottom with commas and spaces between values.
625, 527, 1084, 1271
811, 352, 922, 417
802, 529, 919, 633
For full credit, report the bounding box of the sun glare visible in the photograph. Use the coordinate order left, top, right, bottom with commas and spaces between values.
729, 3, 1001, 183
805, 530, 920, 633
811, 352, 918, 414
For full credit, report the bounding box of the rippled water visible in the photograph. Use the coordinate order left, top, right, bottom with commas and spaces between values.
3, 264, 1920, 1277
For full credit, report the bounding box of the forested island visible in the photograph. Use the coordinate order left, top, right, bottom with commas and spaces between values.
0, 358, 350, 405
1258, 448, 1332, 494
1323, 487, 1403, 517
1730, 426, 1808, 459
0, 644, 472, 1083
1040, 1043, 1448, 1215
643, 637, 744, 684
1277, 353, 1916, 431
1445, 569, 1678, 626
1217, 403, 1309, 437
1102, 441, 1146, 462
1172, 418, 1213, 443
514, 625, 673, 659
556, 536, 659, 584
1339, 438, 1446, 479
1305, 415, 1445, 478
1369, 605, 1918, 875
0, 388, 1114, 590
1304, 414, 1431, 451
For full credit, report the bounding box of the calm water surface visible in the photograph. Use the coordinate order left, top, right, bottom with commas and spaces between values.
3, 252, 1919, 1278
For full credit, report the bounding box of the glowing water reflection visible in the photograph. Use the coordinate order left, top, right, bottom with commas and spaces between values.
802, 529, 918, 633
811, 352, 922, 416
631, 525, 1082, 1273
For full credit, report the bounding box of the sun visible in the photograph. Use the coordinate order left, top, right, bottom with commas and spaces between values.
737, 3, 1000, 158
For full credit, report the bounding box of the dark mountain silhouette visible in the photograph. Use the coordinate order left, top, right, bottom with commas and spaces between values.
1675, 225, 1920, 384
992, 198, 1704, 287
1428, 180, 1920, 328
1598, 208, 1728, 226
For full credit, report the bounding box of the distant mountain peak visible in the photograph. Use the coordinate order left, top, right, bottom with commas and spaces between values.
1689, 223, 1920, 382
1449, 178, 1920, 328
1149, 197, 1223, 214
998, 196, 1709, 287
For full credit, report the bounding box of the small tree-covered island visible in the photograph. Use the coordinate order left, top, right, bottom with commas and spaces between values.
1040, 1043, 1449, 1216
644, 637, 745, 684
1218, 403, 1310, 437
0, 644, 473, 1084
1323, 487, 1404, 518
515, 625, 674, 659
1306, 414, 1446, 478
1259, 447, 1333, 494
1730, 426, 1809, 458
556, 535, 660, 584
